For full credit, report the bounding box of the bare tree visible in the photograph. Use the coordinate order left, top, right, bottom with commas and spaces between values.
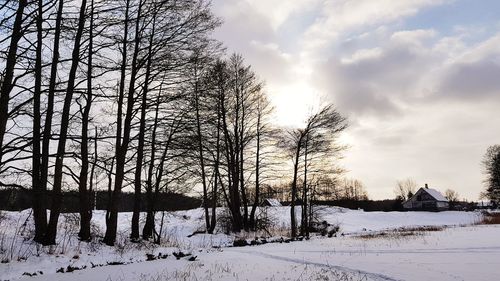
37, 0, 64, 243
394, 178, 417, 201
131, 0, 154, 241
32, 0, 45, 243
205, 59, 228, 234
204, 55, 265, 232
444, 189, 459, 202
280, 105, 347, 238
77, 0, 96, 242
189, 52, 212, 232
104, 0, 142, 246
44, 0, 89, 245
249, 92, 274, 230
340, 178, 368, 201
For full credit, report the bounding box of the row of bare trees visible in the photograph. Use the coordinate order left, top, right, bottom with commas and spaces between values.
0, 0, 348, 245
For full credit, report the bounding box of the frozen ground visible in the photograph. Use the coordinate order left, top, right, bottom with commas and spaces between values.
0, 207, 493, 281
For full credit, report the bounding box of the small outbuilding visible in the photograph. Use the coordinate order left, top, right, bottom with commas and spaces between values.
403, 184, 449, 211
261, 198, 282, 207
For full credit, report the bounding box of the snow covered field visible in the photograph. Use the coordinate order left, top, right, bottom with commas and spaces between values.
1, 207, 495, 281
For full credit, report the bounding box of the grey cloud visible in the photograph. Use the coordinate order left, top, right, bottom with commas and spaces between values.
438, 60, 500, 101
245, 42, 294, 85
212, 1, 275, 54
314, 43, 432, 118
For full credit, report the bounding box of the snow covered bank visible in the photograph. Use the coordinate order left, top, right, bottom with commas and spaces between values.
0, 207, 484, 280
7, 225, 500, 281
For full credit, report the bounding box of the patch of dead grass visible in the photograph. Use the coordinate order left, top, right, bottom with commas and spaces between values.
480, 212, 500, 224
356, 225, 445, 240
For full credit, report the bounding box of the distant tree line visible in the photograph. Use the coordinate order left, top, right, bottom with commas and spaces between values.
0, 189, 201, 212
0, 0, 347, 246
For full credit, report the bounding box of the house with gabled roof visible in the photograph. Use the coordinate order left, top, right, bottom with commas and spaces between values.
403, 184, 449, 211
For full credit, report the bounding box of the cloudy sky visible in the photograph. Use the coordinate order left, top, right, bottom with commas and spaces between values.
212, 0, 500, 200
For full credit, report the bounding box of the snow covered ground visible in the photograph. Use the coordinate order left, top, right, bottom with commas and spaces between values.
0, 207, 494, 281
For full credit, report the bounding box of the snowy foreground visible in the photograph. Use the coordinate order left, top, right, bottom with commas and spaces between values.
1, 207, 498, 281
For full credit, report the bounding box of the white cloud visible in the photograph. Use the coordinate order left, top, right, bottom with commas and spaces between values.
390, 29, 437, 45
340, 48, 383, 64
301, 0, 450, 55
243, 0, 320, 30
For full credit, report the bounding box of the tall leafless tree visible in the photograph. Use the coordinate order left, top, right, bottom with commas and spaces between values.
104, 0, 142, 246
77, 0, 95, 242
394, 178, 417, 201
44, 0, 89, 245
280, 105, 347, 238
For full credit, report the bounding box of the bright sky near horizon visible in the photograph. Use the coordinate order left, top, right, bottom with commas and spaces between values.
212, 0, 500, 200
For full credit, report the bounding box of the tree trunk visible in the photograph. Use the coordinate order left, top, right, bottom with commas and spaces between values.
208, 94, 221, 234
232, 84, 242, 232
0, 0, 27, 164
220, 98, 240, 231
104, 0, 142, 246
194, 64, 210, 232
239, 133, 248, 231
150, 134, 173, 243
90, 127, 98, 210
249, 108, 261, 230
143, 93, 160, 240
39, 0, 64, 242
32, 0, 44, 244
44, 0, 88, 245
300, 137, 309, 237
78, 0, 94, 242
132, 12, 155, 240
238, 87, 248, 230
290, 136, 303, 239
106, 157, 114, 212
105, 0, 129, 243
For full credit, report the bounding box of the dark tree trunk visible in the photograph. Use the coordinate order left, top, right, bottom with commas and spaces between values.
238, 88, 249, 231
78, 0, 95, 242
143, 93, 160, 240
249, 108, 261, 230
232, 84, 242, 232
104, 0, 143, 246
39, 0, 64, 242
150, 130, 174, 243
0, 0, 27, 164
208, 95, 221, 234
106, 157, 114, 211
90, 127, 98, 208
300, 137, 309, 237
290, 136, 303, 239
105, 0, 130, 244
194, 65, 210, 232
32, 0, 44, 244
44, 0, 88, 245
239, 128, 248, 231
132, 12, 155, 240
308, 180, 315, 237
220, 95, 242, 232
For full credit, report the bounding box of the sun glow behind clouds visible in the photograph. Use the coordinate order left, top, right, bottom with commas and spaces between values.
269, 82, 321, 128
212, 0, 500, 200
